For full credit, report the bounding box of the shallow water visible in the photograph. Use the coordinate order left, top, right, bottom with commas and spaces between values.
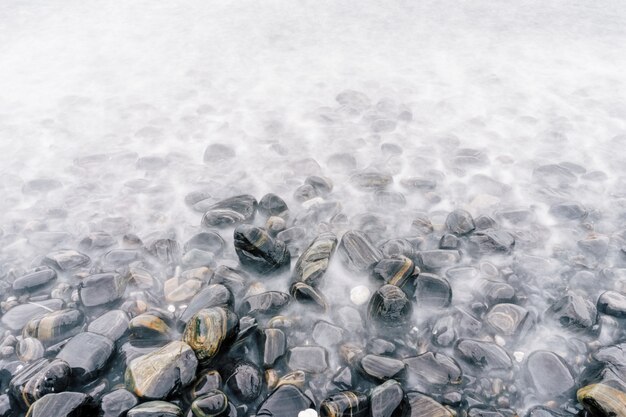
1, 1, 626, 417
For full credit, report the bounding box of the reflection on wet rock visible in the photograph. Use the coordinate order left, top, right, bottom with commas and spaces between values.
125, 341, 198, 399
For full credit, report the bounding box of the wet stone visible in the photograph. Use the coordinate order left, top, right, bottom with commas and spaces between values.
320, 391, 369, 417
291, 282, 329, 312
293, 184, 318, 202
577, 383, 626, 417
414, 273, 452, 308
202, 194, 258, 227
57, 332, 114, 382
184, 232, 225, 255
129, 311, 172, 344
455, 339, 513, 370
597, 290, 626, 318
256, 385, 314, 417
79, 231, 116, 251
439, 234, 459, 249
234, 225, 291, 274
550, 291, 597, 329
178, 284, 234, 326
25, 392, 97, 417
578, 235, 610, 259
225, 361, 262, 402
350, 171, 393, 190
240, 291, 290, 317
100, 389, 138, 417
190, 390, 230, 417
479, 281, 516, 306
404, 392, 453, 417
305, 175, 333, 195
293, 232, 338, 287
79, 272, 127, 307
12, 268, 56, 292
485, 303, 531, 337
1, 299, 65, 331
469, 230, 515, 254
404, 352, 463, 387
331, 367, 354, 391
370, 379, 404, 417
368, 284, 413, 329
445, 209, 476, 235
0, 395, 11, 417
9, 358, 71, 409
288, 346, 328, 373
22, 308, 84, 344
262, 328, 286, 367
16, 338, 45, 362
313, 320, 345, 346
339, 230, 383, 272
105, 249, 142, 266
43, 249, 90, 271
525, 350, 575, 398
259, 193, 289, 217
88, 310, 129, 342
190, 370, 223, 401
126, 341, 198, 399
127, 401, 182, 417
372, 256, 415, 289
368, 339, 396, 356
379, 238, 417, 261
183, 307, 239, 364
417, 250, 461, 270
361, 354, 406, 381
526, 406, 577, 417
549, 201, 587, 220
203, 143, 236, 163
210, 265, 249, 297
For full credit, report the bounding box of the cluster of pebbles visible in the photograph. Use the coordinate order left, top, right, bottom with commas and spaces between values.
1, 89, 626, 417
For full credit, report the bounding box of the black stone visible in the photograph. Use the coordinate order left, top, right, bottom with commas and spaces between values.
100, 389, 138, 417
79, 272, 127, 307
240, 291, 290, 317
224, 361, 262, 402
455, 339, 512, 370
12, 268, 56, 292
234, 225, 291, 274
524, 350, 575, 398
368, 285, 413, 328
56, 332, 114, 382
258, 193, 289, 217
256, 385, 314, 417
26, 392, 97, 417
597, 291, 626, 318
339, 230, 383, 272
445, 209, 475, 235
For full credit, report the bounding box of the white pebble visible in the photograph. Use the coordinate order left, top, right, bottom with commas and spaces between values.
513, 351, 525, 362
299, 409, 318, 417
167, 304, 176, 313
350, 285, 371, 305
494, 335, 506, 346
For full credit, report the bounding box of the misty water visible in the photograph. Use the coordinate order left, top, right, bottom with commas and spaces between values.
1, 1, 626, 417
